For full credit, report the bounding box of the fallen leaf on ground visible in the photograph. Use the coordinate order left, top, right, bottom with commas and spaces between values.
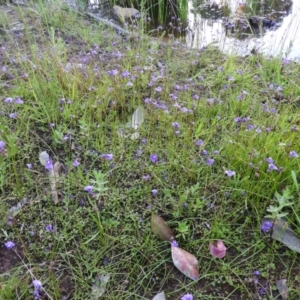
152, 291, 166, 300
39, 151, 49, 166
49, 162, 62, 205
209, 240, 227, 258
91, 274, 110, 299
276, 279, 288, 300
132, 106, 144, 130
171, 245, 199, 280
151, 214, 174, 241
271, 218, 300, 253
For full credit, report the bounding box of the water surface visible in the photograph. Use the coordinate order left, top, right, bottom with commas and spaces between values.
186, 0, 300, 59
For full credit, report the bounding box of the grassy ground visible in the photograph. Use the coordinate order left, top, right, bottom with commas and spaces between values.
1, 1, 300, 299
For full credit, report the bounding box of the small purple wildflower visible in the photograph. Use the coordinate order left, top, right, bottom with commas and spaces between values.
267, 164, 278, 172
181, 293, 194, 300
84, 185, 93, 193
73, 159, 80, 167
14, 97, 23, 104
289, 151, 299, 158
194, 139, 204, 147
4, 97, 13, 104
49, 123, 55, 128
155, 86, 162, 92
265, 157, 274, 164
121, 70, 130, 77
206, 158, 214, 166
26, 163, 32, 169
100, 153, 113, 161
33, 279, 42, 299
225, 170, 236, 177
142, 174, 151, 181
150, 153, 158, 163
172, 122, 180, 129
201, 149, 208, 156
9, 113, 17, 119
107, 69, 118, 76
175, 131, 180, 135
45, 160, 53, 170
5, 241, 15, 249
171, 240, 179, 247
45, 224, 54, 232
33, 280, 42, 290
258, 287, 267, 296
261, 221, 272, 233
0, 141, 6, 150
151, 189, 158, 196
237, 69, 243, 75
253, 270, 261, 276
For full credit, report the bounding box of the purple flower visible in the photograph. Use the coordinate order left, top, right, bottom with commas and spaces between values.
172, 122, 180, 129
171, 240, 179, 247
73, 159, 80, 167
45, 160, 53, 170
225, 170, 236, 177
107, 69, 118, 76
151, 189, 158, 196
150, 153, 158, 163
155, 86, 162, 92
261, 221, 272, 233
289, 151, 299, 158
14, 97, 23, 104
26, 163, 32, 169
4, 97, 13, 104
265, 157, 274, 164
33, 280, 42, 290
253, 270, 261, 276
33, 279, 42, 299
206, 158, 214, 166
0, 141, 6, 150
5, 241, 15, 249
45, 224, 54, 232
194, 139, 204, 147
181, 293, 193, 300
33, 289, 42, 299
237, 69, 243, 75
201, 149, 208, 156
142, 174, 151, 181
9, 113, 17, 119
84, 185, 93, 193
121, 70, 130, 77
267, 164, 278, 172
100, 153, 113, 161
141, 138, 147, 145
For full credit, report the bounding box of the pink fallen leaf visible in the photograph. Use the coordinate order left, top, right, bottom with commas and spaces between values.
151, 214, 174, 241
171, 244, 199, 280
209, 240, 227, 258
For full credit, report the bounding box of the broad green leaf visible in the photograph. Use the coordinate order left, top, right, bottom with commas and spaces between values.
151, 214, 174, 241
171, 245, 199, 280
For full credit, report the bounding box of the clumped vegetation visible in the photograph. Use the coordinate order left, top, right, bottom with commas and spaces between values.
1, 1, 300, 299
